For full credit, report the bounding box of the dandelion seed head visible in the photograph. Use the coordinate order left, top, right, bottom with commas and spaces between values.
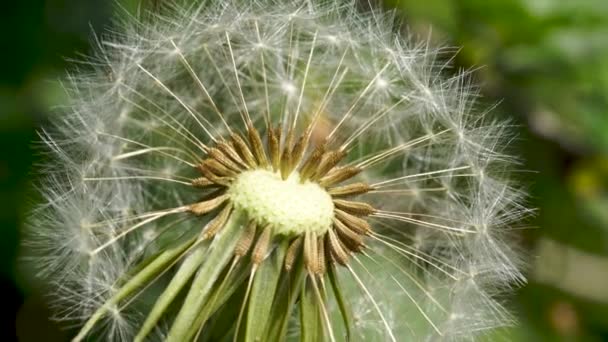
24, 0, 529, 340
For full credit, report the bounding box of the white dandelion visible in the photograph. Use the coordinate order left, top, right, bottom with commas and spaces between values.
25, 0, 529, 341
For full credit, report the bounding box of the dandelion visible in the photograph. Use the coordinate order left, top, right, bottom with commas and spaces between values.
26, 0, 528, 341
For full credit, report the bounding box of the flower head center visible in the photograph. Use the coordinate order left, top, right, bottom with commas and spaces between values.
228, 169, 334, 236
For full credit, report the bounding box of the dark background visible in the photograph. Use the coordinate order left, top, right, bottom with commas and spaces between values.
2, 0, 607, 341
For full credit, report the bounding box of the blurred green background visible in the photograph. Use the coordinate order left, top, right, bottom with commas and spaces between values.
2, 0, 607, 341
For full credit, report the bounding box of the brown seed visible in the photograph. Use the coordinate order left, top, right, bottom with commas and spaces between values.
235, 221, 257, 257
316, 236, 326, 275
318, 166, 361, 187
197, 165, 232, 186
201, 204, 233, 240
247, 124, 269, 168
217, 141, 248, 169
201, 159, 237, 178
311, 149, 347, 181
252, 225, 273, 265
280, 151, 293, 180
201, 173, 233, 187
268, 125, 281, 171
333, 218, 364, 251
327, 229, 349, 265
231, 133, 257, 168
328, 182, 373, 197
189, 194, 229, 215
334, 209, 372, 235
280, 128, 295, 180
191, 177, 214, 188
284, 236, 303, 271
303, 232, 318, 273
208, 147, 242, 172
288, 124, 313, 173
323, 234, 335, 266
299, 143, 326, 181
333, 199, 376, 216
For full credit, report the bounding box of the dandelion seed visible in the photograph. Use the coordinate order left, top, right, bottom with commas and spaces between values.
25, 1, 528, 341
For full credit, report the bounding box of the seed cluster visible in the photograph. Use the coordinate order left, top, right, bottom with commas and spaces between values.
188, 122, 375, 274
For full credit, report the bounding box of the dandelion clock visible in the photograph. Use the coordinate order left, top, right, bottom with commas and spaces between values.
25, 1, 529, 341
